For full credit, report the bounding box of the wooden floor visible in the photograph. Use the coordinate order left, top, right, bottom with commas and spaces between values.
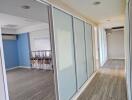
78, 59, 127, 100
7, 68, 55, 100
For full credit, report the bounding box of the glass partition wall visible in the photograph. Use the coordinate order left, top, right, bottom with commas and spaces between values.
73, 18, 87, 89
52, 7, 95, 100
85, 23, 94, 78
0, 0, 95, 100
52, 8, 77, 100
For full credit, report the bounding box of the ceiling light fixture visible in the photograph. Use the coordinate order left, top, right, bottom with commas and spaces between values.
21, 5, 31, 9
93, 1, 101, 5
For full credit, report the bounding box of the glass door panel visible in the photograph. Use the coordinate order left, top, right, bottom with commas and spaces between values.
73, 18, 87, 89
52, 8, 77, 100
85, 23, 94, 78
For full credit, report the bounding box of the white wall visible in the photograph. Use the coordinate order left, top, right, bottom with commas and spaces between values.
29, 29, 51, 51
1, 28, 17, 34
107, 30, 125, 59
17, 23, 49, 34
0, 27, 9, 100
0, 27, 6, 100
93, 26, 100, 70
1, 23, 49, 35
98, 26, 108, 66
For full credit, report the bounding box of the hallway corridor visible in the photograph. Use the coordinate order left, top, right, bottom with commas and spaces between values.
78, 59, 127, 100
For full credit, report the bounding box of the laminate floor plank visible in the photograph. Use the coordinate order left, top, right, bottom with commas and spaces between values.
78, 59, 127, 100
7, 68, 55, 100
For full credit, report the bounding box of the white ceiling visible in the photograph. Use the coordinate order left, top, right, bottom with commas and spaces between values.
0, 13, 43, 29
0, 0, 49, 23
0, 0, 49, 33
0, 13, 49, 34
0, 0, 126, 29
59, 0, 125, 28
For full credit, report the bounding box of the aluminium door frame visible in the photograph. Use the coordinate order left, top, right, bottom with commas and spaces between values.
48, 5, 59, 100
128, 0, 132, 100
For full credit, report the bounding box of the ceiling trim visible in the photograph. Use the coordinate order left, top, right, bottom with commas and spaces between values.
44, 0, 98, 25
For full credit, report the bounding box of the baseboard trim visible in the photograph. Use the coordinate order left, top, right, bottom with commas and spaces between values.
6, 67, 19, 71
6, 66, 31, 71
18, 66, 31, 69
71, 71, 97, 100
108, 58, 125, 60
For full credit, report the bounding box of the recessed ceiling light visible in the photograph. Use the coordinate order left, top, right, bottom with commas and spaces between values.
21, 5, 31, 9
93, 1, 101, 5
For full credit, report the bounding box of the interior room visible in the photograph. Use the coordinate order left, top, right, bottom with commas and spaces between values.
0, 0, 55, 100
0, 0, 129, 100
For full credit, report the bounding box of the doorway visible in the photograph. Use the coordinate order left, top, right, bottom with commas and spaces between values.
106, 27, 125, 60
0, 0, 56, 100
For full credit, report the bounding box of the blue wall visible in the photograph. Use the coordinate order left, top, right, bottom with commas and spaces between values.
3, 40, 19, 70
3, 33, 31, 70
17, 33, 31, 67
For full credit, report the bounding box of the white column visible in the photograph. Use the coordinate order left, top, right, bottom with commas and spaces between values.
0, 26, 9, 100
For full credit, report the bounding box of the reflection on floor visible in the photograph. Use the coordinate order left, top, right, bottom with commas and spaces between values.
7, 68, 55, 100
78, 59, 127, 100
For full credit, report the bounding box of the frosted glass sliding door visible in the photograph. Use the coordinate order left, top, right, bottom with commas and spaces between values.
73, 18, 87, 89
52, 8, 77, 100
85, 23, 94, 78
